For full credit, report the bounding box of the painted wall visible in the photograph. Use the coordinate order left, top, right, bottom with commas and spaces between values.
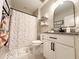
0, 0, 3, 22
7, 0, 11, 8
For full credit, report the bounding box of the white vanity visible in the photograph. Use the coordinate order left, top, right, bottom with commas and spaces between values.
41, 33, 79, 59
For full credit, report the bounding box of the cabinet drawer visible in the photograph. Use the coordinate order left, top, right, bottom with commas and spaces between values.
41, 34, 75, 47
49, 34, 74, 47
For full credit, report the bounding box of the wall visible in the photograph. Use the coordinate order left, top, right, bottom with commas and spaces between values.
0, 0, 3, 22
40, 0, 56, 16
74, 1, 79, 59
7, 0, 11, 8
75, 0, 79, 28
39, 0, 57, 31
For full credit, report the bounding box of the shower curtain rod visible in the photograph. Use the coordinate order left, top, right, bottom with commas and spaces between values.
5, 0, 10, 11
10, 8, 37, 17
3, 0, 10, 16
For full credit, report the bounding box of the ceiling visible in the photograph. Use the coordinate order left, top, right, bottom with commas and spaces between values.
10, 0, 42, 14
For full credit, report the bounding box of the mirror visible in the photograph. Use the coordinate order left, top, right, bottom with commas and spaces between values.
53, 1, 75, 29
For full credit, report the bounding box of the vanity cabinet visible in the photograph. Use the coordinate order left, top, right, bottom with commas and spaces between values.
41, 34, 75, 59
43, 39, 55, 59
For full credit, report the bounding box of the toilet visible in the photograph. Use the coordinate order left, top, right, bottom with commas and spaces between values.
31, 40, 43, 55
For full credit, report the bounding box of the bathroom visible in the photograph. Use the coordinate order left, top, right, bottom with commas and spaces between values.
0, 0, 79, 59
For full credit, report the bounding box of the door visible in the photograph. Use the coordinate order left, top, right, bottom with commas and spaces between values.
43, 39, 55, 59
55, 42, 75, 59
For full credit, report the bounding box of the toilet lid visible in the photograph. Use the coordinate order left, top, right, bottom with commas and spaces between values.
32, 40, 42, 44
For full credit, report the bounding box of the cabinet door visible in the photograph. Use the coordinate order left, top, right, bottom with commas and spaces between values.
43, 39, 55, 59
55, 43, 75, 59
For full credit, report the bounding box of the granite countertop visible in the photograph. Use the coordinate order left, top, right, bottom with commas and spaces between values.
43, 32, 79, 35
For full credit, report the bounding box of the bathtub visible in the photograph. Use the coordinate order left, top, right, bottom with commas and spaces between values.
5, 47, 31, 59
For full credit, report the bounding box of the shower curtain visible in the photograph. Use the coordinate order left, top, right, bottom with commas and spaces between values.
6, 10, 37, 59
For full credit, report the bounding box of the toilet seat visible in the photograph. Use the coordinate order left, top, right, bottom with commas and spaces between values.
32, 40, 42, 46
